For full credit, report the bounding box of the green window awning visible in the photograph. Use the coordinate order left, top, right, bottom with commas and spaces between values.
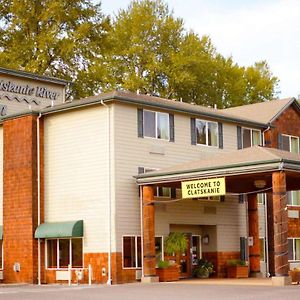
0, 225, 2, 240
34, 220, 83, 239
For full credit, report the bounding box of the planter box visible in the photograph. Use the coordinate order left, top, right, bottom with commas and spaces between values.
289, 270, 300, 284
156, 265, 180, 282
227, 265, 248, 278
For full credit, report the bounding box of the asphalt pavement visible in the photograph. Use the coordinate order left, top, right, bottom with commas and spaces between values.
0, 282, 300, 300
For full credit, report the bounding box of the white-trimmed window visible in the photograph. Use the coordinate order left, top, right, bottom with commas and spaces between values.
288, 238, 300, 261
143, 167, 171, 198
242, 128, 261, 148
288, 191, 300, 206
260, 238, 265, 262
144, 110, 170, 140
46, 238, 83, 269
282, 134, 299, 153
281, 135, 300, 206
122, 236, 142, 269
196, 119, 218, 147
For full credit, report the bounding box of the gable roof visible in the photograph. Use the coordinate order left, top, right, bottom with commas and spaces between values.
135, 146, 300, 185
221, 98, 298, 124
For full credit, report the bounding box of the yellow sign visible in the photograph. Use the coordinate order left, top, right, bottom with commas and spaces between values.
181, 178, 226, 199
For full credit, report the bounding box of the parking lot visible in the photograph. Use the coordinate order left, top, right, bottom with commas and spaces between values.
0, 281, 300, 300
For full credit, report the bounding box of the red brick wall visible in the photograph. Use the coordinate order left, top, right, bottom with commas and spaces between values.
265, 104, 300, 148
202, 251, 240, 278
3, 114, 43, 283
264, 104, 300, 275
44, 252, 137, 284
287, 207, 300, 237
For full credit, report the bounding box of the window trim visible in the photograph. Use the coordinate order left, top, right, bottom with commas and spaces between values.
45, 237, 84, 270
241, 127, 262, 148
122, 235, 142, 270
143, 109, 170, 141
288, 238, 300, 262
259, 237, 266, 262
282, 134, 299, 153
195, 119, 219, 148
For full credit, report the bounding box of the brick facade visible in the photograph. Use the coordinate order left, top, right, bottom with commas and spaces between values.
44, 252, 136, 284
264, 104, 300, 275
202, 252, 240, 278
3, 114, 42, 283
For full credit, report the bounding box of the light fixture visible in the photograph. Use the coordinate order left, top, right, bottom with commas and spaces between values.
203, 235, 209, 245
254, 180, 266, 189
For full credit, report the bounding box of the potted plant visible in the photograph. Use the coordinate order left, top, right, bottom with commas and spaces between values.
156, 232, 188, 282
193, 259, 214, 279
226, 259, 249, 278
156, 260, 180, 282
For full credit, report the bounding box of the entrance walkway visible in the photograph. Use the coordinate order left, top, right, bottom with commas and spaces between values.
172, 278, 273, 286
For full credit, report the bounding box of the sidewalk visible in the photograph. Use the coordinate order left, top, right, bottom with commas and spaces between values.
171, 277, 273, 286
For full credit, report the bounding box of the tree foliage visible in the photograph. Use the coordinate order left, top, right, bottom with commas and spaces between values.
0, 0, 279, 107
0, 0, 111, 98
106, 0, 279, 108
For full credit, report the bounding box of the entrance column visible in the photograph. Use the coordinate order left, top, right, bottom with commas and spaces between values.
271, 171, 290, 285
248, 193, 260, 276
142, 185, 159, 283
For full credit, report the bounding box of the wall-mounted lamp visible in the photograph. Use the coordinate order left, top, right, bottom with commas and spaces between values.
203, 235, 209, 245
254, 180, 266, 189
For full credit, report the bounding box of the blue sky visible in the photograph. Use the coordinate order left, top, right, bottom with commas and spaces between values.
99, 0, 300, 99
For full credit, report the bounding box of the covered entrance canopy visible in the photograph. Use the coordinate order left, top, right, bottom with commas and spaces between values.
135, 146, 300, 282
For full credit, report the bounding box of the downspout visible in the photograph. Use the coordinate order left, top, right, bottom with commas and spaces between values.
262, 125, 270, 276
264, 196, 269, 277
262, 126, 271, 146
37, 112, 42, 285
140, 186, 144, 278
100, 100, 112, 285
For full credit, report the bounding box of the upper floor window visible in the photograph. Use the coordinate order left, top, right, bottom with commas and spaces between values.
191, 118, 223, 148
237, 126, 261, 149
137, 109, 174, 141
281, 134, 299, 153
196, 119, 218, 147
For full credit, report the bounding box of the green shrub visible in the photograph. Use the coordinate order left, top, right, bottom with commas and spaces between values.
227, 259, 247, 266
157, 260, 170, 269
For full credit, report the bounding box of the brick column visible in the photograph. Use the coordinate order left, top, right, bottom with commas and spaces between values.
248, 193, 260, 276
142, 185, 158, 282
272, 172, 289, 277
3, 114, 43, 283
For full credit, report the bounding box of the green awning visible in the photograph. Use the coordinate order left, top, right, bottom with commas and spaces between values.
35, 220, 83, 239
0, 225, 2, 240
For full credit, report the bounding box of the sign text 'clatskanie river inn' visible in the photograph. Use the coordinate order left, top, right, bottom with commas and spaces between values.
0, 67, 69, 117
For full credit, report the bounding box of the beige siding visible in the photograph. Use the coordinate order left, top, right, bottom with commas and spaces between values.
44, 106, 111, 253
113, 103, 245, 251
0, 126, 2, 226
